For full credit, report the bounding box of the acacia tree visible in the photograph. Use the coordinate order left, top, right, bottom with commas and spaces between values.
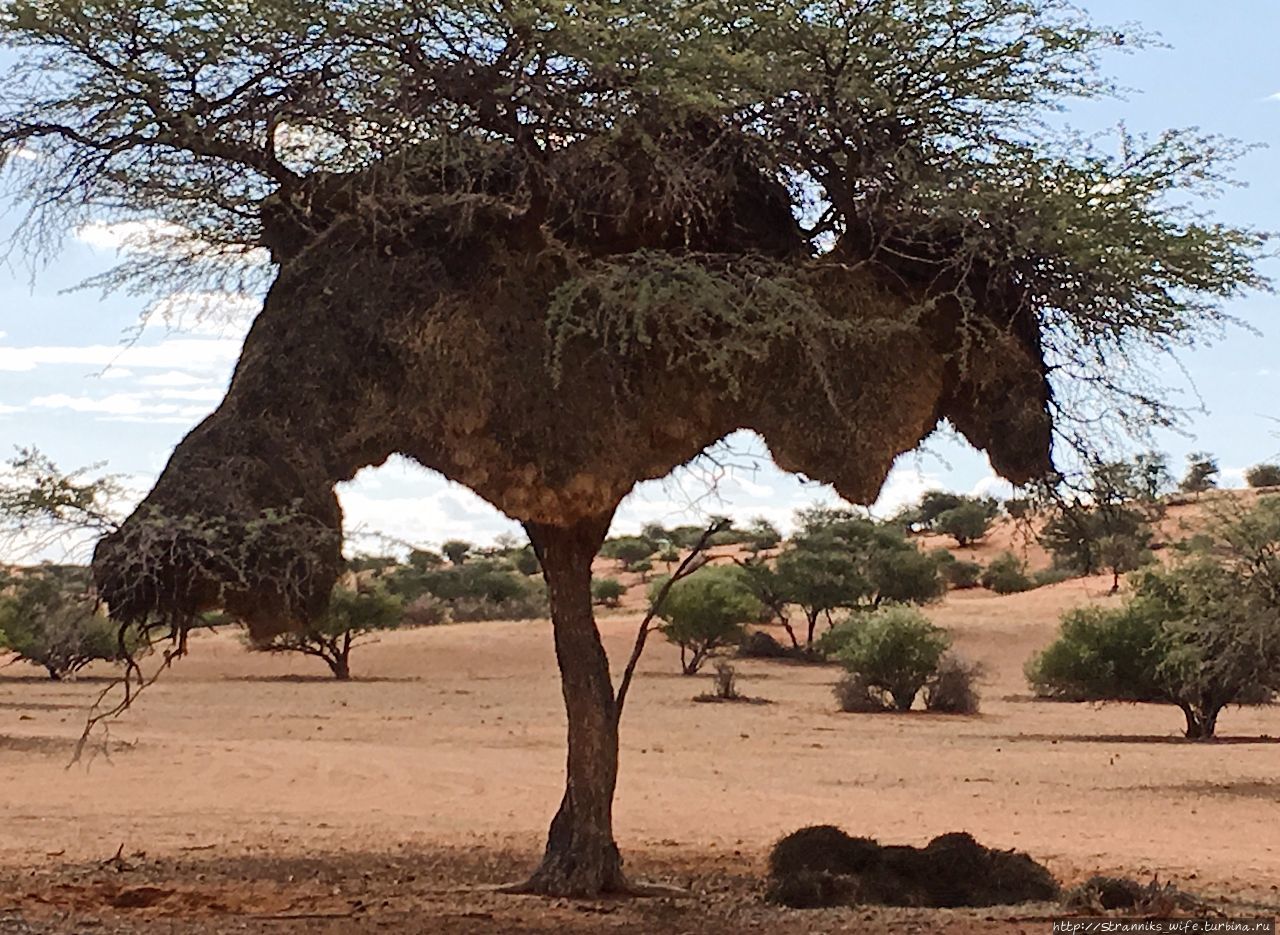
1, 0, 1265, 897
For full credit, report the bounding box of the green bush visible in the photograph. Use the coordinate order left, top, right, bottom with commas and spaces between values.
591, 577, 626, 607
834, 606, 950, 711
441, 539, 473, 566
512, 547, 540, 576
1245, 463, 1280, 488
934, 501, 993, 546
933, 550, 982, 589
251, 583, 402, 679
652, 565, 761, 675
600, 536, 656, 566
1025, 603, 1165, 703
1031, 567, 1072, 588
980, 552, 1033, 594
0, 570, 131, 680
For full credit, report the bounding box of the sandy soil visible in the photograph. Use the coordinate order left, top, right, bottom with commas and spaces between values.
2, 569, 1279, 932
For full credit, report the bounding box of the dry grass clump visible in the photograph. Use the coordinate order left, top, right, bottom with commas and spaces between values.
766, 826, 1059, 909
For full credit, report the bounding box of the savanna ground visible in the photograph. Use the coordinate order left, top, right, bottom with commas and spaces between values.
2, 502, 1280, 933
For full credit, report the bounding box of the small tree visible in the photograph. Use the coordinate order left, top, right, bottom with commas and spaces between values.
1245, 464, 1280, 488
441, 540, 473, 566
600, 536, 656, 570
834, 606, 950, 711
1028, 500, 1280, 739
934, 501, 994, 546
591, 577, 626, 608
513, 547, 541, 576
1179, 452, 1219, 493
0, 570, 130, 679
923, 654, 984, 714
653, 566, 760, 675
1097, 531, 1153, 594
774, 543, 870, 646
980, 552, 1034, 594
743, 517, 783, 553
252, 583, 402, 680
407, 548, 445, 571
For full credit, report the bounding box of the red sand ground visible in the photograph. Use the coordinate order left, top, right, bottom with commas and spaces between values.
2, 503, 1279, 932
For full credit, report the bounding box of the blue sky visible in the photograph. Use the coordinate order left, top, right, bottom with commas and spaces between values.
1, 0, 1277, 559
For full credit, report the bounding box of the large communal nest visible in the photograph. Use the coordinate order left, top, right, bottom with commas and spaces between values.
765, 825, 1060, 909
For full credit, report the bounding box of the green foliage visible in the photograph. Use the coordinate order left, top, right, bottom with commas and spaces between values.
980, 552, 1034, 594
441, 540, 473, 566
833, 606, 951, 711
1026, 604, 1167, 702
1029, 498, 1280, 737
600, 536, 655, 567
1003, 497, 1032, 520
743, 517, 782, 553
1244, 464, 1280, 488
407, 548, 444, 571
652, 565, 761, 675
254, 582, 402, 679
1040, 492, 1153, 580
0, 567, 132, 679
591, 577, 625, 608
512, 547, 540, 576
935, 552, 983, 589
348, 554, 399, 574
934, 502, 994, 546
382, 559, 546, 621
1178, 452, 1219, 493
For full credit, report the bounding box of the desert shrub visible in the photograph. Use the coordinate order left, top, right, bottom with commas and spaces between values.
1026, 604, 1166, 702
591, 577, 625, 607
937, 553, 982, 589
980, 552, 1033, 594
406, 548, 444, 571
934, 501, 993, 546
739, 629, 791, 658
251, 582, 402, 679
1245, 463, 1280, 488
447, 589, 548, 622
599, 536, 655, 567
1028, 530, 1280, 739
0, 572, 131, 679
923, 654, 983, 714
512, 547, 540, 576
813, 615, 862, 659
627, 557, 654, 579
652, 565, 761, 675
1031, 567, 1072, 588
833, 672, 890, 712
1178, 452, 1219, 493
870, 544, 947, 605
711, 661, 739, 700
743, 516, 782, 552
834, 606, 950, 710
1003, 497, 1032, 520
348, 554, 399, 573
401, 594, 450, 627
441, 539, 473, 566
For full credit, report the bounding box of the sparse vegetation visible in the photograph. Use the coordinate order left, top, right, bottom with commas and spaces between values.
934, 501, 996, 546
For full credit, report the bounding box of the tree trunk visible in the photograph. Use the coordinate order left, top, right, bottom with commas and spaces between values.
520, 512, 627, 896
329, 655, 351, 680
1181, 702, 1220, 740
805, 610, 819, 647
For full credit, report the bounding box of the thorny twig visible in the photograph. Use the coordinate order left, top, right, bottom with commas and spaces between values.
613, 517, 729, 723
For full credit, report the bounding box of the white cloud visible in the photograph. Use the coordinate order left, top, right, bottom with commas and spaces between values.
29, 392, 214, 420
1268, 91, 1280, 102
0, 403, 22, 415
0, 336, 241, 374
134, 370, 211, 387
99, 367, 136, 380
